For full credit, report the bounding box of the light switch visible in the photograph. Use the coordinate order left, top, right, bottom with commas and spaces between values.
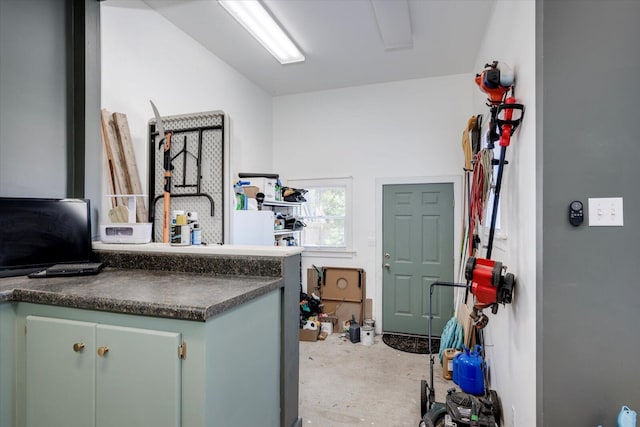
588, 197, 624, 226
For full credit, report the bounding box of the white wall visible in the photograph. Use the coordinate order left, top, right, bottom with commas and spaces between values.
273, 74, 474, 329
471, 1, 536, 426
101, 0, 274, 228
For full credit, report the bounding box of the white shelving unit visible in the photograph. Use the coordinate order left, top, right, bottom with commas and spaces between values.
263, 200, 303, 246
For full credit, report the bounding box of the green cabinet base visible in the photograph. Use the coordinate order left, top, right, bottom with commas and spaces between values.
13, 289, 282, 427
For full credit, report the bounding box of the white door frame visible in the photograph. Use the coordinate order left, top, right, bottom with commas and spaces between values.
374, 175, 463, 334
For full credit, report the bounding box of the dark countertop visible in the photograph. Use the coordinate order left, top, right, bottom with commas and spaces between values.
0, 268, 283, 322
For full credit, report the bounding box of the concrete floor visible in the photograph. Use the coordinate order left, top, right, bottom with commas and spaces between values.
299, 333, 451, 426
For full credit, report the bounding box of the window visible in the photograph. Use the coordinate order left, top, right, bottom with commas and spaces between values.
287, 178, 352, 251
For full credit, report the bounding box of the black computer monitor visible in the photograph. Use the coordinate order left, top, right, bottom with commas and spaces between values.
0, 198, 93, 277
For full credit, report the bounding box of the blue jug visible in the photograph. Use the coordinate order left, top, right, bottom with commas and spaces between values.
455, 344, 485, 396
618, 405, 637, 427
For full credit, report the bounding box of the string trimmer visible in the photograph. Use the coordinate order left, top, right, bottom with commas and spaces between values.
474, 61, 525, 259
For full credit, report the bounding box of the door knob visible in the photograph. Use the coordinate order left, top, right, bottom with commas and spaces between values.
383, 263, 391, 269
97, 346, 109, 357
72, 342, 85, 352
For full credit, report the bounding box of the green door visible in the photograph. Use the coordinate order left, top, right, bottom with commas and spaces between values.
382, 183, 455, 336
96, 325, 181, 427
26, 316, 96, 427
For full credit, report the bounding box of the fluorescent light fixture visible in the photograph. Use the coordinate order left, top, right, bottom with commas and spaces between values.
218, 0, 305, 64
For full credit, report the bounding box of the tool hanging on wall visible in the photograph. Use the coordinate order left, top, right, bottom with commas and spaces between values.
425, 62, 524, 427
150, 100, 173, 243
457, 117, 476, 286
468, 148, 493, 257
465, 257, 514, 315
459, 116, 482, 278
474, 61, 525, 258
463, 61, 525, 320
463, 115, 485, 259
471, 114, 482, 157
475, 60, 514, 107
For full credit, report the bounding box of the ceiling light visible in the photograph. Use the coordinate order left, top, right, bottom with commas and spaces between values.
218, 0, 305, 64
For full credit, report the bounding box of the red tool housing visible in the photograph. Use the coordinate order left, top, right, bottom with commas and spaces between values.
465, 257, 515, 311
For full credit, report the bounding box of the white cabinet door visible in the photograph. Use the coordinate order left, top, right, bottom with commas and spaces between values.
95, 325, 181, 427
26, 316, 96, 427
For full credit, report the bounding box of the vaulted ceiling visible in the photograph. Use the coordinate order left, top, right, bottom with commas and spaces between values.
142, 0, 496, 96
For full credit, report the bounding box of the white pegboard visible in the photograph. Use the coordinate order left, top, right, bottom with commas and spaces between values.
149, 111, 225, 244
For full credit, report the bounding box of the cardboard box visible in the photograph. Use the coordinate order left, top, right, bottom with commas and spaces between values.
246, 177, 277, 201
321, 300, 363, 332
299, 328, 320, 342
322, 267, 365, 301
243, 186, 259, 199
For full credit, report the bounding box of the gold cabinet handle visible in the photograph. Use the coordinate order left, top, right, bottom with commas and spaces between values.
73, 342, 85, 352
97, 346, 109, 357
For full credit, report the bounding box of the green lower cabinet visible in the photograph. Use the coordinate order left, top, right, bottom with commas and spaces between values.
96, 324, 181, 427
26, 316, 97, 427
25, 316, 181, 427
16, 289, 282, 427
1, 303, 17, 427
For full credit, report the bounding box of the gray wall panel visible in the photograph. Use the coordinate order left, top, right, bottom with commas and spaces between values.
541, 1, 640, 425
0, 0, 68, 197
84, 0, 102, 236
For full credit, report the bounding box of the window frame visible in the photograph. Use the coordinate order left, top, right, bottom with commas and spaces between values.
286, 177, 353, 254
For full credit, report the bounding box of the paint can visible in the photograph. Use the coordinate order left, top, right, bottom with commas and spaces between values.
171, 211, 191, 246
361, 325, 374, 346
171, 224, 191, 246
364, 319, 375, 328
320, 321, 333, 335
171, 211, 190, 246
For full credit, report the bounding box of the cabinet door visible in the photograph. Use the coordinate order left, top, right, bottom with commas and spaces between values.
26, 316, 96, 427
95, 325, 181, 427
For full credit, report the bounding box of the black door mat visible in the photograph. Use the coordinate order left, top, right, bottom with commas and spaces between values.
382, 333, 440, 354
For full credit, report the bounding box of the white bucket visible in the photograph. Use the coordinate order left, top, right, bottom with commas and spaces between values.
320, 321, 333, 335
361, 326, 374, 346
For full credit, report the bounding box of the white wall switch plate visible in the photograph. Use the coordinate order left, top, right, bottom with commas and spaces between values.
588, 197, 624, 226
